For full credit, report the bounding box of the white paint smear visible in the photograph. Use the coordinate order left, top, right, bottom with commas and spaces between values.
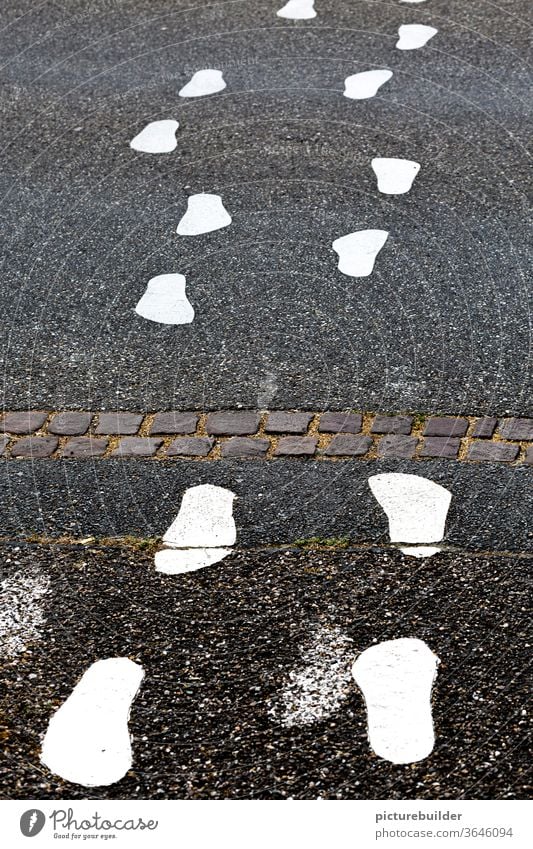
179, 69, 226, 98
332, 230, 389, 277
176, 193, 232, 236
41, 658, 144, 787
368, 473, 451, 557
396, 24, 438, 50
371, 158, 420, 194
0, 569, 49, 658
135, 274, 194, 325
163, 484, 236, 548
277, 0, 316, 19
400, 1, 428, 4
129, 119, 178, 153
154, 547, 233, 575
352, 637, 439, 764
272, 626, 353, 727
343, 70, 393, 100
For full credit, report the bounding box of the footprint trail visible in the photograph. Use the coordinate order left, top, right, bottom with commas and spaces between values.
332, 229, 389, 277
129, 119, 179, 153
179, 69, 226, 98
135, 274, 194, 325
371, 158, 420, 194
344, 70, 393, 100
177, 193, 232, 236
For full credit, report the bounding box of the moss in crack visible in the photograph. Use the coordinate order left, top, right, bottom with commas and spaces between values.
293, 535, 351, 550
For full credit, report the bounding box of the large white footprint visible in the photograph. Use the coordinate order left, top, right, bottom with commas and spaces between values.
344, 70, 393, 100
135, 274, 194, 325
368, 473, 451, 557
332, 229, 389, 277
352, 638, 439, 764
277, 0, 316, 19
129, 119, 179, 153
155, 484, 236, 574
396, 24, 437, 50
372, 157, 420, 195
41, 658, 144, 787
179, 69, 226, 98
177, 193, 232, 236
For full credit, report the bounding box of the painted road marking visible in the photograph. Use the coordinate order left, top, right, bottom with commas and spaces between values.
352, 637, 439, 764
0, 569, 49, 658
343, 70, 393, 100
368, 473, 452, 557
155, 484, 236, 574
332, 230, 389, 277
371, 158, 421, 194
40, 658, 144, 787
396, 24, 438, 50
129, 119, 179, 153
176, 193, 232, 236
277, 0, 316, 19
179, 69, 226, 98
272, 625, 353, 727
135, 274, 194, 325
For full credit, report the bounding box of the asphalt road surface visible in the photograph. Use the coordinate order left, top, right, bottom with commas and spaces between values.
0, 0, 531, 412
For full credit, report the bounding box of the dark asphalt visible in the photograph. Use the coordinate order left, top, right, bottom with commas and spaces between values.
0, 0, 531, 412
0, 458, 531, 552
0, 543, 530, 800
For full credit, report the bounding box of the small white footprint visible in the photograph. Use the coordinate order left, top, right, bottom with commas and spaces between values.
352, 637, 439, 764
155, 484, 236, 574
176, 193, 232, 236
396, 24, 438, 50
40, 657, 144, 787
332, 229, 389, 277
277, 0, 316, 19
135, 274, 194, 325
179, 69, 226, 98
344, 70, 393, 100
371, 157, 420, 195
129, 119, 179, 153
368, 473, 452, 557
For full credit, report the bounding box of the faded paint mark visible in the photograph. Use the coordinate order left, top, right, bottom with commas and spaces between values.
176, 193, 232, 236
0, 568, 49, 658
396, 24, 438, 50
135, 274, 194, 325
271, 625, 353, 727
179, 69, 226, 98
352, 638, 439, 764
332, 229, 389, 277
343, 70, 393, 100
371, 158, 420, 195
257, 370, 278, 409
277, 0, 316, 19
368, 473, 452, 557
41, 658, 144, 787
129, 119, 179, 153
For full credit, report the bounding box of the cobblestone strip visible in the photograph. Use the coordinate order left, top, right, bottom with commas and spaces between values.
0, 411, 532, 464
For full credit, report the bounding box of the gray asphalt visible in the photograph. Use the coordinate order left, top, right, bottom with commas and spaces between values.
0, 0, 531, 412
0, 543, 530, 800
1, 458, 531, 552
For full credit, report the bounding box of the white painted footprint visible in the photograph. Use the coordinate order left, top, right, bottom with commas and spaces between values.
135, 274, 194, 325
155, 484, 236, 574
40, 657, 144, 787
352, 638, 439, 764
277, 0, 316, 19
368, 473, 452, 557
129, 119, 179, 153
272, 625, 354, 727
371, 158, 420, 195
179, 69, 226, 98
0, 569, 49, 658
396, 24, 437, 50
332, 229, 389, 277
176, 193, 232, 236
344, 70, 393, 100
